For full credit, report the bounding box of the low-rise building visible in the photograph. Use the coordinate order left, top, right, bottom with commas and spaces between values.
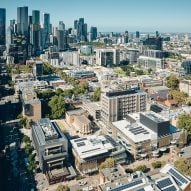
66, 109, 92, 135
112, 111, 187, 160
82, 101, 101, 120
12, 73, 35, 84
32, 118, 76, 184
146, 86, 169, 100
71, 135, 127, 175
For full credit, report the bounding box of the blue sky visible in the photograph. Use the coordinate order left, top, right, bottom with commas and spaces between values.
1, 0, 191, 32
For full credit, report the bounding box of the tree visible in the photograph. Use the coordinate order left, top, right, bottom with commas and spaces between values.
174, 158, 191, 176
177, 114, 191, 140
170, 90, 188, 104
22, 135, 30, 144
120, 60, 129, 66
152, 161, 162, 169
43, 63, 55, 75
56, 185, 70, 191
48, 95, 66, 119
135, 69, 144, 76
134, 165, 148, 173
166, 75, 179, 90
99, 158, 116, 169
18, 117, 30, 128
92, 87, 101, 101
148, 68, 153, 74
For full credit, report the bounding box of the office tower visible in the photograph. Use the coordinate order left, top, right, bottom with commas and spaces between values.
29, 16, 32, 25
96, 48, 120, 67
56, 30, 64, 50
124, 31, 129, 43
136, 31, 140, 38
89, 26, 97, 41
59, 21, 65, 31
17, 6, 28, 36
91, 26, 97, 40
156, 31, 159, 37
0, 8, 6, 46
76, 18, 87, 41
101, 89, 147, 123
74, 20, 78, 29
41, 13, 50, 49
30, 10, 41, 55
6, 19, 15, 50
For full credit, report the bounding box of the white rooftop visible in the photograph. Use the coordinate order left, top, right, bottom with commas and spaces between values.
71, 135, 114, 160
112, 116, 157, 143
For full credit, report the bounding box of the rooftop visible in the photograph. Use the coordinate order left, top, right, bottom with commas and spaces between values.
71, 135, 115, 160
160, 164, 190, 190
32, 119, 67, 146
112, 118, 157, 143
141, 111, 169, 123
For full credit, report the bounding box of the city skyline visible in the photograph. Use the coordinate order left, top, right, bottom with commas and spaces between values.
1, 0, 191, 32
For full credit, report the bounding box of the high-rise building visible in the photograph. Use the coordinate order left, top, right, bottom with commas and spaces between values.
30, 10, 41, 55
74, 20, 78, 29
17, 6, 28, 36
56, 29, 64, 51
143, 36, 163, 50
59, 21, 65, 31
6, 19, 15, 50
41, 13, 50, 49
101, 89, 147, 123
96, 48, 120, 67
0, 8, 6, 46
89, 26, 97, 41
136, 31, 140, 38
76, 18, 87, 41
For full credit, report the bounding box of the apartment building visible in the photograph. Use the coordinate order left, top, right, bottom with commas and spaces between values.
101, 89, 147, 123
32, 118, 76, 184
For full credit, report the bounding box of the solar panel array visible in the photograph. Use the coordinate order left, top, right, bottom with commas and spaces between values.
129, 127, 149, 135
74, 138, 87, 142
157, 178, 173, 189
169, 168, 188, 186
111, 179, 143, 191
163, 185, 177, 191
136, 188, 145, 191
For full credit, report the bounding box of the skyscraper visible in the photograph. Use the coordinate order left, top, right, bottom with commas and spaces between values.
74, 20, 78, 30
56, 30, 64, 51
32, 10, 40, 25
76, 18, 87, 42
41, 13, 50, 49
0, 8, 6, 46
30, 10, 41, 55
6, 19, 15, 49
89, 26, 97, 41
59, 21, 65, 31
136, 31, 140, 38
17, 6, 28, 36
